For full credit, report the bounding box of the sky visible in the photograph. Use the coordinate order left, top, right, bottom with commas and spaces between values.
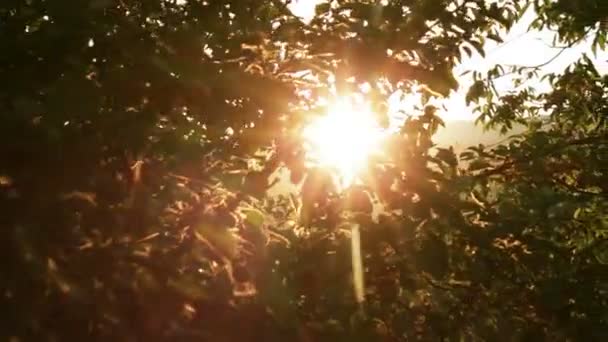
288, 0, 608, 120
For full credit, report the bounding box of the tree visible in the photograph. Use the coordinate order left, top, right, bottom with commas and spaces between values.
0, 0, 606, 341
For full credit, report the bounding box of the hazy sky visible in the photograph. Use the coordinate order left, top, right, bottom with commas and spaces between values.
289, 0, 608, 120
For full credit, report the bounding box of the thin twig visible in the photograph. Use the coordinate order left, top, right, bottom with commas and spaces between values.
504, 27, 594, 71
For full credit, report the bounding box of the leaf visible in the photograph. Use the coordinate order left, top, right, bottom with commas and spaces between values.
242, 208, 265, 228
315, 2, 330, 16
460, 69, 472, 77
469, 159, 491, 171
435, 147, 458, 167
469, 40, 485, 57
465, 80, 486, 105
459, 151, 475, 161
592, 31, 607, 55
487, 32, 504, 43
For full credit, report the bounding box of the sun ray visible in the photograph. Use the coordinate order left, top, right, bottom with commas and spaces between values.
301, 94, 390, 308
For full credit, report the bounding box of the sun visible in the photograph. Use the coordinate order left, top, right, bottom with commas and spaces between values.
302, 96, 385, 189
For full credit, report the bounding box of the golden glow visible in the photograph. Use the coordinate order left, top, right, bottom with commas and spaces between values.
288, 0, 319, 23
302, 97, 385, 188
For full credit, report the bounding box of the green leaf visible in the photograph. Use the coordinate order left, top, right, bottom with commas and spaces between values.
242, 208, 265, 228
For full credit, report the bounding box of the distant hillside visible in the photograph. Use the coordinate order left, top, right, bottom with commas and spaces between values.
434, 120, 525, 151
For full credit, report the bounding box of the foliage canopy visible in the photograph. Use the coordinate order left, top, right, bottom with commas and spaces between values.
1, 0, 607, 341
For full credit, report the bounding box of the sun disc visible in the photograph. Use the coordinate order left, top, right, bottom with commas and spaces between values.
303, 97, 384, 188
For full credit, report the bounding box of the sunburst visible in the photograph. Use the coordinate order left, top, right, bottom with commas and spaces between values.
302, 96, 385, 189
